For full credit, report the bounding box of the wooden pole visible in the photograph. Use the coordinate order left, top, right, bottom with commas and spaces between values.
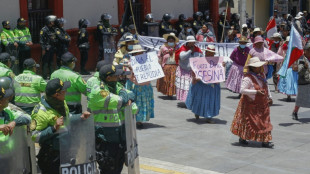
221, 1, 229, 43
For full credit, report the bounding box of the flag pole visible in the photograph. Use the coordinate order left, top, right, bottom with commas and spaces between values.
221, 1, 229, 43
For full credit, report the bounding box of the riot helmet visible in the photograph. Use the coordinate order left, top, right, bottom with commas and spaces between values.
204, 10, 210, 20
101, 13, 112, 22
162, 13, 172, 22
2, 20, 10, 29
178, 14, 187, 21
45, 15, 57, 26
55, 18, 66, 28
0, 77, 16, 101
193, 11, 203, 20
78, 18, 90, 29
145, 13, 153, 22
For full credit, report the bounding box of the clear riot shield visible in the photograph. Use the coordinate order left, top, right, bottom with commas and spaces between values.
103, 33, 117, 64
125, 106, 140, 174
206, 23, 217, 42
0, 126, 31, 174
146, 22, 159, 37
60, 115, 97, 174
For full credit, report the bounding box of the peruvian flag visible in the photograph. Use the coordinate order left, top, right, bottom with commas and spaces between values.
266, 18, 277, 39
278, 26, 304, 77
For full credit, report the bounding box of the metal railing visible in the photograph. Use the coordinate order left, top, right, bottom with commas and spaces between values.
28, 9, 53, 43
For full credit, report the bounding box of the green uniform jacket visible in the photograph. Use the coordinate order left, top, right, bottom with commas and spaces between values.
31, 97, 82, 150
14, 70, 47, 108
51, 66, 87, 105
0, 28, 18, 47
0, 106, 31, 154
0, 62, 15, 78
88, 81, 137, 143
14, 27, 32, 50
86, 72, 100, 108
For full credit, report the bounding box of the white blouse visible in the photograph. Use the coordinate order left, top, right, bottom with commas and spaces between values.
240, 75, 272, 100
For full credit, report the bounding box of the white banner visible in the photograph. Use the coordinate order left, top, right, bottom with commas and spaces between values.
130, 52, 164, 83
138, 35, 253, 63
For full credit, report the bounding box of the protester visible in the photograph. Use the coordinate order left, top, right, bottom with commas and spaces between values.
269, 33, 283, 92
156, 33, 179, 98
185, 45, 221, 123
126, 45, 154, 129
292, 42, 310, 120
294, 13, 304, 36
196, 24, 216, 42
225, 30, 239, 43
175, 36, 203, 102
113, 35, 138, 65
241, 24, 250, 40
231, 57, 274, 148
278, 36, 298, 102
226, 36, 250, 94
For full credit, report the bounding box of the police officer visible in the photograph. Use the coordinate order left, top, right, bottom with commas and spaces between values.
178, 23, 195, 40
88, 64, 136, 173
14, 18, 33, 73
192, 11, 204, 34
159, 13, 176, 37
40, 15, 57, 80
97, 13, 118, 61
14, 58, 46, 115
203, 10, 213, 24
0, 77, 32, 174
77, 19, 90, 75
31, 78, 90, 174
51, 52, 86, 114
1, 20, 19, 75
120, 16, 134, 35
176, 14, 188, 36
55, 18, 71, 68
0, 52, 15, 78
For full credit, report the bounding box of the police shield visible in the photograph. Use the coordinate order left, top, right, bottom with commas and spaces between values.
146, 22, 159, 37
103, 33, 117, 64
0, 126, 31, 174
124, 105, 140, 174
60, 115, 97, 174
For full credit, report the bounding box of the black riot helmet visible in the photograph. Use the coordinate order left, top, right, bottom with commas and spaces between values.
55, 18, 66, 28
0, 76, 16, 101
178, 14, 187, 21
45, 15, 57, 25
193, 11, 203, 20
162, 14, 172, 22
78, 18, 90, 29
101, 13, 112, 22
145, 13, 153, 22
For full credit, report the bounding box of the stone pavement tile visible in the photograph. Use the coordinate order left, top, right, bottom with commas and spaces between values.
226, 164, 296, 174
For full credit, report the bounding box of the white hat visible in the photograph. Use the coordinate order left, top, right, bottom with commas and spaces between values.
286, 36, 290, 42
253, 28, 261, 32
120, 35, 139, 46
128, 44, 146, 54
163, 33, 179, 43
184, 35, 198, 44
295, 13, 303, 19
204, 45, 216, 53
271, 33, 282, 40
247, 57, 267, 67
242, 24, 248, 28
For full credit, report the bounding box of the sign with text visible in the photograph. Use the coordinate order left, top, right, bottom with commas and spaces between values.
190, 57, 226, 84
130, 51, 164, 83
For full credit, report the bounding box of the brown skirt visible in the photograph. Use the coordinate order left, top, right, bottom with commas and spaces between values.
156, 64, 177, 96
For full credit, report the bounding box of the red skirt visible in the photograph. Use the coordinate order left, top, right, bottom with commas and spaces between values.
156, 64, 177, 96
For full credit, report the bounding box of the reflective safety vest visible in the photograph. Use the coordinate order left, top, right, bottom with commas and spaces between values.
14, 27, 32, 48
14, 70, 47, 108
86, 72, 100, 108
31, 97, 69, 148
88, 82, 137, 143
0, 28, 18, 46
0, 62, 14, 78
51, 66, 87, 106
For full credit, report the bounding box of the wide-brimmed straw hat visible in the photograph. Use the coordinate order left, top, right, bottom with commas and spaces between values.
204, 45, 216, 53
253, 27, 261, 33
254, 36, 264, 44
271, 33, 282, 40
120, 35, 139, 46
295, 13, 303, 19
128, 44, 146, 54
184, 35, 198, 44
247, 57, 267, 67
239, 36, 248, 43
286, 36, 290, 42
163, 33, 179, 43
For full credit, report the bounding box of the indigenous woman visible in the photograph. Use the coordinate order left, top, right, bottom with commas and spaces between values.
126, 45, 154, 129
185, 45, 221, 123
156, 33, 179, 98
277, 36, 298, 101
175, 36, 203, 102
231, 57, 274, 148
226, 36, 250, 94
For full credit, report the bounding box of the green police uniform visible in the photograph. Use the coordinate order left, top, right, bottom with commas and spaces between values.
51, 66, 87, 114
0, 28, 18, 47
14, 26, 31, 49
0, 62, 14, 78
14, 70, 47, 114
86, 72, 100, 108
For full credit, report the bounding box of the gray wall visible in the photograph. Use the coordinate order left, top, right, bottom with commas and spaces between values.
63, 0, 119, 29
151, 0, 193, 21
0, 0, 20, 29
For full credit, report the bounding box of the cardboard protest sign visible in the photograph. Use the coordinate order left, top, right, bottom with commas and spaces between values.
190, 57, 226, 84
130, 51, 164, 83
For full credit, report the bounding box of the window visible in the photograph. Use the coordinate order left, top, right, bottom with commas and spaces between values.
28, 0, 52, 43
198, 0, 211, 13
